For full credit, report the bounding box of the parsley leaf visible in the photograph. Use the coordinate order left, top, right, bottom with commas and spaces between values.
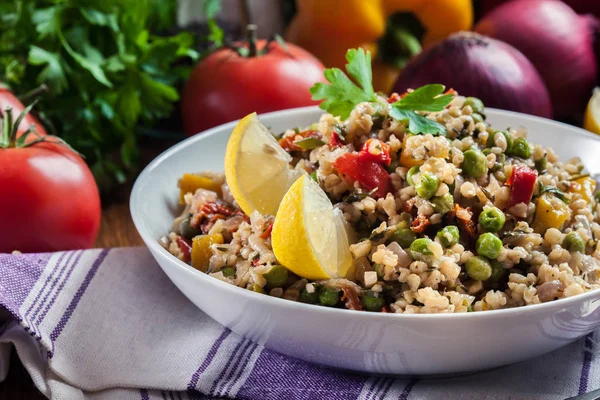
393, 84, 454, 112
389, 84, 454, 136
389, 108, 448, 135
310, 48, 376, 120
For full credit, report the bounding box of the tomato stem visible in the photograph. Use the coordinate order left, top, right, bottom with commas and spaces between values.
18, 84, 49, 104
246, 24, 258, 57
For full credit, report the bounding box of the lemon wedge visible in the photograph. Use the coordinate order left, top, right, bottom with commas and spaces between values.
272, 174, 354, 280
584, 88, 600, 136
224, 113, 303, 216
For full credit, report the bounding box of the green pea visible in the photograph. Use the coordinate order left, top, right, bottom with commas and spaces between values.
462, 149, 488, 178
478, 207, 506, 232
179, 217, 202, 240
299, 288, 319, 304
415, 171, 440, 199
466, 256, 492, 281
361, 291, 386, 312
476, 233, 503, 259
389, 228, 416, 248
263, 264, 289, 288
406, 165, 420, 186
436, 226, 459, 248
319, 287, 341, 306
221, 267, 235, 277
464, 97, 484, 113
409, 237, 434, 260
431, 194, 454, 215
488, 260, 507, 283
487, 130, 513, 153
562, 232, 585, 253
472, 112, 484, 124
510, 137, 531, 158
535, 156, 548, 174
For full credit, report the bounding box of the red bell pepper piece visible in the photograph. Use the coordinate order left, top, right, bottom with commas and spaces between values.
506, 165, 538, 207
359, 139, 391, 166
333, 153, 391, 198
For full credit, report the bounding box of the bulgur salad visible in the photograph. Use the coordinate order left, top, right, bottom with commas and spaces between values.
160, 49, 600, 314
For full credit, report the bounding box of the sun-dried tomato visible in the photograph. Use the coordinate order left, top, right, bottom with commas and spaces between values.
176, 236, 192, 263
259, 222, 274, 239
411, 214, 431, 233
279, 129, 321, 152
341, 287, 363, 311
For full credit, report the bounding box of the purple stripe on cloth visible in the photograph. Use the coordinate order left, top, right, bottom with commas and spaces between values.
237, 348, 366, 400
140, 389, 149, 400
210, 338, 251, 395
48, 249, 109, 352
377, 379, 394, 399
222, 342, 259, 397
398, 379, 418, 400
365, 378, 384, 400
25, 252, 68, 318
578, 332, 595, 395
176, 391, 183, 400
187, 328, 232, 390
30, 251, 77, 323
0, 252, 52, 319
36, 250, 84, 326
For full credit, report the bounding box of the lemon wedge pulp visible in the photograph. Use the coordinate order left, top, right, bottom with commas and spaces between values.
224, 112, 303, 216
272, 174, 354, 280
584, 88, 600, 136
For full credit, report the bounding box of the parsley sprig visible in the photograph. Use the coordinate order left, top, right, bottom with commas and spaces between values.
309, 48, 376, 120
389, 84, 454, 135
309, 48, 454, 135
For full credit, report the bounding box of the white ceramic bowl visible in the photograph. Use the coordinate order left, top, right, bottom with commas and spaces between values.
131, 107, 600, 375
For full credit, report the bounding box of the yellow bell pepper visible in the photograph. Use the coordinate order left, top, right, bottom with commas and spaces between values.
399, 134, 448, 168
178, 173, 222, 204
531, 193, 571, 234
191, 234, 223, 272
286, 0, 473, 93
569, 176, 596, 203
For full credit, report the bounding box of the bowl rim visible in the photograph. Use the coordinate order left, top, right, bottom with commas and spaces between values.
131, 105, 600, 321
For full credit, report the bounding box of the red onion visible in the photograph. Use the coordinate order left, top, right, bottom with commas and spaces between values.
481, 0, 600, 18
475, 0, 598, 118
392, 32, 552, 118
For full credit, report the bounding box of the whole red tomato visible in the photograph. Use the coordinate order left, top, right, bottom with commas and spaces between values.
181, 37, 326, 135
0, 86, 47, 136
0, 108, 100, 253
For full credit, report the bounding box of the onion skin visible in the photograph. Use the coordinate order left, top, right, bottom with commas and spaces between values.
392, 32, 552, 118
481, 0, 600, 18
475, 0, 598, 118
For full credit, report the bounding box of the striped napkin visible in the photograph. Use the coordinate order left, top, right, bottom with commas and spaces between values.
0, 248, 598, 400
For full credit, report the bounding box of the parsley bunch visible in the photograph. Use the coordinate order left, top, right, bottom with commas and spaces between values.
0, 0, 198, 190
310, 48, 453, 135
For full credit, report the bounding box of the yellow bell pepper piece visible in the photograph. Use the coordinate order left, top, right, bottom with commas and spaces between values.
399, 134, 448, 168
191, 234, 224, 272
178, 173, 222, 204
569, 176, 596, 203
286, 0, 473, 93
531, 193, 571, 234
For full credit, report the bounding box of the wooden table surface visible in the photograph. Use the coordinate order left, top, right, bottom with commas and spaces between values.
0, 198, 142, 399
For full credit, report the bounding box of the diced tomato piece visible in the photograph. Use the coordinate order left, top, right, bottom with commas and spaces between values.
333, 153, 391, 198
506, 165, 538, 207
359, 139, 391, 166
